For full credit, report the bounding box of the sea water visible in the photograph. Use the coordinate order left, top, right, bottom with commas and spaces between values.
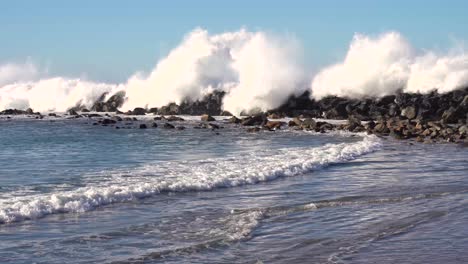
0, 117, 467, 263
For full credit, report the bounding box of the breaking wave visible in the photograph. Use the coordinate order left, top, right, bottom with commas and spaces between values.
0, 135, 381, 224
1, 29, 467, 113
311, 31, 468, 99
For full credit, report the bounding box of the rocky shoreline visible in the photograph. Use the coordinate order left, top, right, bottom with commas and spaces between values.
1, 88, 467, 144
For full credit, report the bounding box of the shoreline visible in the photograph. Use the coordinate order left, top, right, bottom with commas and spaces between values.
1, 111, 466, 145
1, 87, 467, 145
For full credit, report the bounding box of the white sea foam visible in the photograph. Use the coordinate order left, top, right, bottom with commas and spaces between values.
0, 136, 381, 224
311, 32, 468, 99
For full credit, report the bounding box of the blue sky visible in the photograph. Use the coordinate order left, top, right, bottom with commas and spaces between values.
1, 0, 467, 82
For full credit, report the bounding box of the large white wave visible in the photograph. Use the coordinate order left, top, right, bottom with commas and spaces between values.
0, 136, 381, 224
311, 32, 468, 99
122, 28, 305, 114
1, 29, 467, 113
0, 28, 304, 114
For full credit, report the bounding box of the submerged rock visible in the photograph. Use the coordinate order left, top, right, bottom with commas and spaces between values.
163, 123, 175, 129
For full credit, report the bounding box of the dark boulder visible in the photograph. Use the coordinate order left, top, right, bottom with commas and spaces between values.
148, 107, 159, 114
68, 109, 78, 116
347, 115, 362, 131
166, 116, 184, 122
301, 118, 317, 130
264, 121, 284, 130
131, 108, 147, 115
163, 123, 175, 129
201, 114, 216, 122
228, 116, 241, 124
442, 107, 464, 124
289, 117, 302, 127
139, 124, 147, 129
241, 114, 267, 126
102, 119, 117, 125
401, 106, 417, 120
158, 103, 180, 115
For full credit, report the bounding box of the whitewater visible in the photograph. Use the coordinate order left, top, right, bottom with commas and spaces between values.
1, 29, 468, 115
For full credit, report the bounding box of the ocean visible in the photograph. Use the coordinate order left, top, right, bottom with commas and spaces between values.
0, 116, 467, 263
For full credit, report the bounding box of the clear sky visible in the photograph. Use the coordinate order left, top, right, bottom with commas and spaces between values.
1, 0, 467, 82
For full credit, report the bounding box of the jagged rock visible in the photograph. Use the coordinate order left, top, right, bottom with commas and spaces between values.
264, 121, 284, 130
289, 117, 302, 127
201, 114, 215, 122
301, 118, 316, 130
148, 107, 159, 114
68, 109, 78, 116
166, 116, 184, 122
241, 114, 267, 126
102, 119, 117, 125
220, 111, 233, 116
91, 91, 126, 112
267, 113, 282, 119
113, 116, 123, 122
163, 123, 175, 129
131, 108, 147, 115
347, 115, 362, 131
158, 103, 180, 115
441, 107, 464, 124
228, 116, 241, 124
209, 123, 220, 129
401, 106, 417, 120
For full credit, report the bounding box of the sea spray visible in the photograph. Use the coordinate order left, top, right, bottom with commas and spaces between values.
311, 31, 468, 99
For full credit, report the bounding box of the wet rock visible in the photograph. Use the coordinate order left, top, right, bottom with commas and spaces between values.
208, 123, 220, 129
148, 107, 159, 114
201, 114, 216, 122
102, 119, 117, 125
347, 115, 362, 131
441, 107, 464, 124
401, 106, 417, 120
264, 121, 284, 130
176, 126, 186, 130
228, 116, 241, 124
139, 124, 147, 129
68, 109, 79, 116
158, 103, 180, 115
131, 107, 147, 116
166, 116, 184, 122
301, 118, 317, 130
267, 113, 282, 119
113, 116, 123, 122
91, 91, 126, 112
241, 114, 267, 126
163, 123, 175, 129
288, 117, 302, 127
151, 122, 158, 128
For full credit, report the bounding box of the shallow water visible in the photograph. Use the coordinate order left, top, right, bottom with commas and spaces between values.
0, 117, 467, 263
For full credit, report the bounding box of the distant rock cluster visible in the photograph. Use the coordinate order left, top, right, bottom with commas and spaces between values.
1, 87, 467, 144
